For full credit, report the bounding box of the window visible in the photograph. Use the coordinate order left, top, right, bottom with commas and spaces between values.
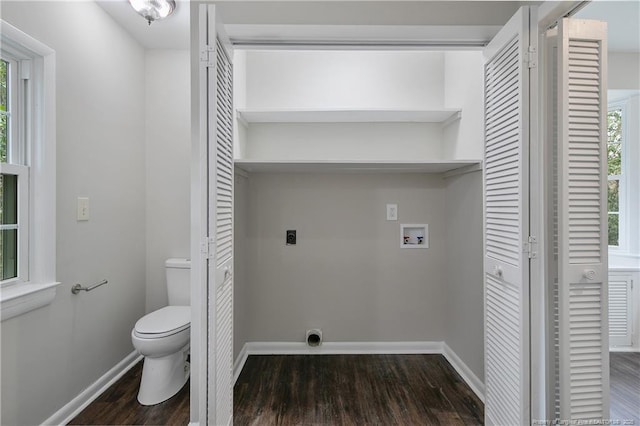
1, 57, 29, 285
0, 59, 13, 279
607, 105, 624, 248
0, 20, 57, 321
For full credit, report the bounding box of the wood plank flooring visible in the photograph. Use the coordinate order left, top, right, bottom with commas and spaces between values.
610, 352, 640, 424
66, 352, 640, 425
68, 360, 190, 425
234, 354, 484, 426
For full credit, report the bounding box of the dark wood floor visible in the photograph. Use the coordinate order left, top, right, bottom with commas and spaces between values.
234, 354, 484, 425
67, 352, 640, 425
68, 360, 190, 425
610, 352, 640, 424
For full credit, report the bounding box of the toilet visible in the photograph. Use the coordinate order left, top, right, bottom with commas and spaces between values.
131, 258, 191, 405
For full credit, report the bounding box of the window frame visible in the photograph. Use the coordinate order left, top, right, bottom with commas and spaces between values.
607, 100, 628, 252
0, 20, 58, 321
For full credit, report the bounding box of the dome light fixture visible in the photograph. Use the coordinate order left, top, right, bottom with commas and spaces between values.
128, 0, 176, 25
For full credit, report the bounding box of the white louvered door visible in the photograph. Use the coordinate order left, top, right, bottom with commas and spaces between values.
556, 18, 609, 421
204, 4, 234, 425
483, 7, 531, 426
608, 273, 632, 347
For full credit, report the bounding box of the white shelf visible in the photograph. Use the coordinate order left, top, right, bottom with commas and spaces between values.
234, 159, 481, 174
236, 108, 462, 124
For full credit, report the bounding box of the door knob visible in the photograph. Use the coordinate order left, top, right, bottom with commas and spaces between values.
494, 265, 503, 278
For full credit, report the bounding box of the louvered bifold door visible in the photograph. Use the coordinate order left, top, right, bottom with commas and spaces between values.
482, 7, 531, 426
206, 4, 234, 425
556, 18, 609, 421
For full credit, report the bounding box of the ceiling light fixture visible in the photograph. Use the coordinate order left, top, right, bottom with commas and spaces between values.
128, 0, 176, 25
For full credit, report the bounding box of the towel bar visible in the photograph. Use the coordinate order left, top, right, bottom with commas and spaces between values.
71, 279, 108, 294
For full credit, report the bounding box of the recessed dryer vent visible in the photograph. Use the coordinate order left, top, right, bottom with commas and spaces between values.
306, 329, 322, 347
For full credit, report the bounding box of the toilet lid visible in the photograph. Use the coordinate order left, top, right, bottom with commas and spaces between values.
135, 306, 190, 336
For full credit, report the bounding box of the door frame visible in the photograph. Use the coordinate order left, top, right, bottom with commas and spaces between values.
187, 2, 601, 425
190, 2, 210, 424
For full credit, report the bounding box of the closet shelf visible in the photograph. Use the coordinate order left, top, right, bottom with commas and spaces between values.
234, 159, 481, 174
236, 108, 462, 124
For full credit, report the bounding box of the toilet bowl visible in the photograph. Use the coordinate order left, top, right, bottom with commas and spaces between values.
132, 307, 190, 357
131, 258, 191, 405
132, 306, 190, 405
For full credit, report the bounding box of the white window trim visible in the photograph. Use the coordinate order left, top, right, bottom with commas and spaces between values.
608, 100, 628, 252
0, 20, 58, 321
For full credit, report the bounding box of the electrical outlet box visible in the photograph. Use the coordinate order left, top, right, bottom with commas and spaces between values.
386, 204, 398, 221
77, 197, 90, 221
286, 230, 296, 245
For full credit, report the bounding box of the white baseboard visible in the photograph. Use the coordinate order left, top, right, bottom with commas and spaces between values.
243, 340, 443, 356
233, 341, 485, 402
610, 346, 640, 353
233, 343, 249, 384
42, 351, 142, 426
442, 343, 485, 402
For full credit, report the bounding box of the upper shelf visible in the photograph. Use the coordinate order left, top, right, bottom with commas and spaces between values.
236, 108, 462, 125
234, 159, 481, 175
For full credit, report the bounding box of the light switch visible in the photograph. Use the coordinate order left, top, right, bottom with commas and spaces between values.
77, 197, 90, 221
386, 204, 398, 221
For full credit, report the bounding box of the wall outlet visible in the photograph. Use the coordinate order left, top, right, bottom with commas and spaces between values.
386, 204, 398, 221
286, 230, 296, 245
77, 197, 90, 221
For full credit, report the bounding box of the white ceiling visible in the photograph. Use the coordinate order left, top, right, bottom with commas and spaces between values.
96, 0, 190, 50
95, 1, 639, 52
575, 1, 640, 52
96, 0, 523, 49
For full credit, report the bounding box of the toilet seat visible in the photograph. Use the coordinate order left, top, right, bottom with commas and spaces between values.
134, 306, 190, 339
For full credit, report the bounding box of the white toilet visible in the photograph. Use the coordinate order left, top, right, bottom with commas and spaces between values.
131, 258, 191, 405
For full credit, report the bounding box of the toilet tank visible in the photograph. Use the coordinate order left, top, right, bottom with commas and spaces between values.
166, 258, 191, 306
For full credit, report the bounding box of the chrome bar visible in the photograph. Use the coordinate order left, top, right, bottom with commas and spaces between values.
71, 279, 108, 294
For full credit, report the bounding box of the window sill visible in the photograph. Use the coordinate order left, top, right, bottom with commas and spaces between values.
0, 281, 60, 321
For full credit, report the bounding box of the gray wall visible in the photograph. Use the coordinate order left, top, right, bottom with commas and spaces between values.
609, 52, 640, 90
233, 171, 484, 381
1, 2, 146, 425
241, 173, 448, 343
444, 171, 484, 381
145, 49, 191, 313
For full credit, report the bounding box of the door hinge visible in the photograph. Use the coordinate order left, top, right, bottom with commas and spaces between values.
200, 45, 215, 67
20, 59, 32, 80
527, 46, 537, 69
525, 236, 537, 259
201, 237, 215, 258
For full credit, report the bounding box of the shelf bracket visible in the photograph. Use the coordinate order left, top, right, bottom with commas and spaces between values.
441, 111, 462, 129
442, 162, 483, 179
235, 110, 249, 127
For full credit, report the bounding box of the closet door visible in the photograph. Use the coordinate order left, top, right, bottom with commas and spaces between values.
482, 7, 532, 425
199, 4, 234, 425
556, 18, 609, 421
